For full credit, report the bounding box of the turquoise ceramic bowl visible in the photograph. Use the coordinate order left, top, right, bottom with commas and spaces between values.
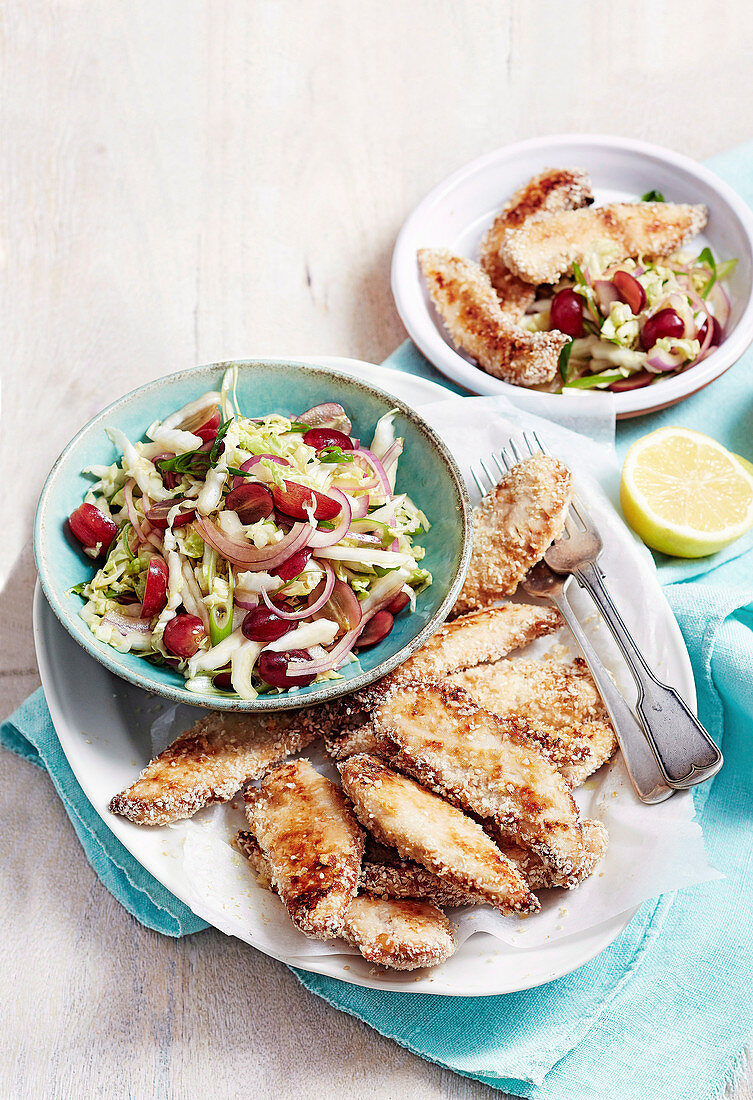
34, 359, 471, 710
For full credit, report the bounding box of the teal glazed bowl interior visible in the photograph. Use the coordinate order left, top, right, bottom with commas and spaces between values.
34, 359, 471, 710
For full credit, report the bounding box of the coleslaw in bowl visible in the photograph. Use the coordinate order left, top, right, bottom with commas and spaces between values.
34, 360, 471, 710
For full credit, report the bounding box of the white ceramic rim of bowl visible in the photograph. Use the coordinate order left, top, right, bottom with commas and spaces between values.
391, 132, 753, 417
33, 357, 472, 711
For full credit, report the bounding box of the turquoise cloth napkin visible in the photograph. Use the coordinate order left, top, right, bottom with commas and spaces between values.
4, 141, 753, 1098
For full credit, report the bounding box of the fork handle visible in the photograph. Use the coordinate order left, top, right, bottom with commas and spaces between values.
573, 562, 723, 789
551, 584, 673, 804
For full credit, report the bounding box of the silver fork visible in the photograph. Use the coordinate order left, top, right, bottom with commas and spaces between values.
508, 433, 723, 791
473, 454, 673, 804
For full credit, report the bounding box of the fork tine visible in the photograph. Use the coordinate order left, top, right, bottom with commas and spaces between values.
470, 466, 488, 497
531, 430, 550, 456
509, 438, 525, 463
479, 457, 496, 488
492, 452, 507, 478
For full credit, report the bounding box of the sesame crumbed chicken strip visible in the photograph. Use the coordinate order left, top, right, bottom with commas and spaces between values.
418, 249, 569, 386
480, 168, 594, 317
109, 708, 330, 826
339, 755, 538, 915
341, 895, 457, 970
236, 831, 457, 969
244, 759, 364, 939
454, 455, 573, 616
359, 839, 484, 907
374, 682, 588, 877
386, 603, 561, 687
450, 656, 618, 786
499, 202, 708, 285
239, 829, 480, 908
494, 819, 609, 891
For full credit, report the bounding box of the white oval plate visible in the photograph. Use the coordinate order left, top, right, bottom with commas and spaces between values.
391, 134, 753, 418
34, 356, 695, 995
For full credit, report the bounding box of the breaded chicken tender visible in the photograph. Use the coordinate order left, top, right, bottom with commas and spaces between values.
339, 754, 538, 915
494, 818, 609, 890
236, 830, 457, 969
453, 455, 573, 615
374, 682, 589, 877
244, 759, 364, 939
342, 895, 457, 970
359, 838, 484, 907
418, 248, 568, 386
499, 202, 708, 285
109, 708, 327, 826
450, 656, 618, 786
480, 167, 594, 316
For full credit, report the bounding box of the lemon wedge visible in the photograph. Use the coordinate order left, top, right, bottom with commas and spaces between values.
620, 427, 753, 557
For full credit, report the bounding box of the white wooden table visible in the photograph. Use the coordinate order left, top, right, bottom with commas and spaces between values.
2, 2, 751, 1096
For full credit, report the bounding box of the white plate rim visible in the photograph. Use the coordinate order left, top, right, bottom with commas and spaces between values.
391, 132, 753, 417
32, 355, 696, 996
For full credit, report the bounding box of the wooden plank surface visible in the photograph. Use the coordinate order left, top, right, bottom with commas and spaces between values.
1, 1, 751, 1096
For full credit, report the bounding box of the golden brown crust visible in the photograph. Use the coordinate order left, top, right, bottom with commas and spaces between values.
385, 603, 561, 689
244, 759, 364, 939
109, 708, 333, 826
480, 168, 593, 316
341, 894, 457, 970
374, 681, 589, 877
418, 248, 568, 386
494, 818, 609, 890
453, 456, 573, 614
449, 656, 618, 786
339, 754, 538, 915
236, 829, 457, 969
359, 838, 484, 907
499, 202, 708, 285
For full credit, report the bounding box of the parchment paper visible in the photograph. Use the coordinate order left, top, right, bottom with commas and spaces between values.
174, 395, 720, 958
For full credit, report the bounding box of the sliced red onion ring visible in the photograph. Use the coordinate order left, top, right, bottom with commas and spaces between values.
232, 454, 289, 489
102, 610, 152, 636
293, 403, 352, 433
194, 514, 312, 570
593, 280, 621, 315
647, 348, 686, 371
307, 488, 352, 548
380, 440, 403, 475
124, 479, 149, 544
707, 282, 731, 330
354, 447, 391, 497
260, 560, 336, 621
346, 494, 369, 519
287, 572, 405, 676
234, 594, 259, 611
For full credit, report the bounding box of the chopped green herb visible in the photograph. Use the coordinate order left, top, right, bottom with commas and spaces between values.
156, 416, 233, 477
69, 581, 88, 596
318, 446, 354, 464
696, 247, 718, 298
558, 340, 573, 384
641, 190, 666, 203
286, 422, 310, 433
571, 261, 587, 287
209, 417, 232, 464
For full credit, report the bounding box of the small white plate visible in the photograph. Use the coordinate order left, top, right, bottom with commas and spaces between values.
33, 356, 698, 996
391, 134, 753, 418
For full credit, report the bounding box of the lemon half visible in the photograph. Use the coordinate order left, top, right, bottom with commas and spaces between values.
620, 427, 753, 557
